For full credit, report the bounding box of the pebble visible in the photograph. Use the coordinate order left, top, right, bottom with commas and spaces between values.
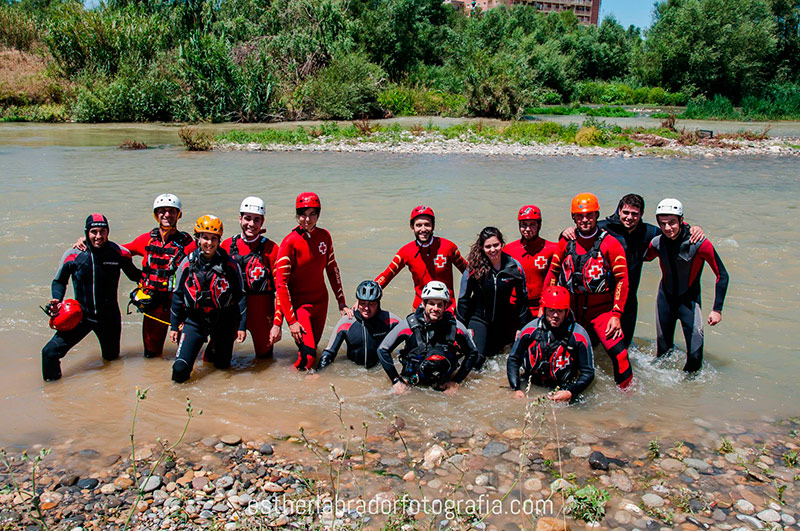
258, 443, 274, 455
588, 451, 609, 470
660, 458, 686, 472
220, 434, 242, 445
610, 471, 633, 492
534, 516, 570, 531
756, 509, 780, 523
683, 458, 711, 472
59, 474, 79, 487
99, 483, 116, 495
132, 446, 152, 460
712, 508, 727, 522
524, 478, 542, 491
215, 476, 234, 489
212, 503, 229, 513
502, 428, 523, 439
641, 493, 665, 508
614, 510, 632, 524
736, 514, 764, 529
735, 499, 755, 514
380, 457, 402, 467
192, 477, 208, 490
482, 441, 509, 457
782, 513, 796, 525
423, 445, 447, 468
114, 476, 134, 489
139, 475, 162, 493
550, 478, 574, 493
76, 478, 98, 490
78, 449, 100, 459
570, 446, 592, 459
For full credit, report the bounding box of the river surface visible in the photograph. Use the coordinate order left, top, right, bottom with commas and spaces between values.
1, 123, 798, 452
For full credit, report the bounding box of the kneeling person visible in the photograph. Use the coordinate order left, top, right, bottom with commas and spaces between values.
170, 216, 246, 383
507, 286, 594, 402
41, 214, 141, 381
378, 281, 479, 395
318, 281, 401, 370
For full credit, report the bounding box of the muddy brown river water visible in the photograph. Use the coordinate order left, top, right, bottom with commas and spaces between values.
0, 123, 798, 453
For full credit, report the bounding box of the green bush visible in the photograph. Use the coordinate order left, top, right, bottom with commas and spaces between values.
378, 87, 416, 115
0, 5, 40, 50
742, 82, 800, 119
575, 125, 608, 146
682, 94, 739, 120
305, 51, 386, 119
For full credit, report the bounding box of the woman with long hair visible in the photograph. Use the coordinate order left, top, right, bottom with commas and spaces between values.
457, 227, 532, 370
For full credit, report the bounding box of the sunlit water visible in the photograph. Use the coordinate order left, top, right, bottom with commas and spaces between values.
1, 123, 798, 451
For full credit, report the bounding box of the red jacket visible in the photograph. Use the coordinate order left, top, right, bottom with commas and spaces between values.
504, 237, 559, 305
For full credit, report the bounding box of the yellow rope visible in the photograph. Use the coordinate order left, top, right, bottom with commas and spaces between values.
142, 312, 171, 326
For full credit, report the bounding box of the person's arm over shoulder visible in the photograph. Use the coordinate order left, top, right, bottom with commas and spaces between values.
123, 233, 149, 257
323, 231, 347, 309
450, 241, 468, 273
170, 257, 191, 331
375, 244, 408, 288
507, 321, 535, 391
452, 321, 479, 383
319, 315, 353, 368
644, 235, 660, 263
377, 321, 411, 383
565, 324, 594, 398
51, 249, 79, 300
542, 239, 567, 289
115, 243, 142, 283
603, 236, 629, 316
697, 239, 729, 313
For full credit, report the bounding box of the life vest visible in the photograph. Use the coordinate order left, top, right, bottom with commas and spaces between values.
228, 235, 273, 295
182, 251, 235, 313
400, 312, 458, 385
527, 321, 576, 387
558, 231, 613, 294
141, 229, 193, 292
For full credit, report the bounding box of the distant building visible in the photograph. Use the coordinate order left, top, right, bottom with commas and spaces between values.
445, 0, 601, 26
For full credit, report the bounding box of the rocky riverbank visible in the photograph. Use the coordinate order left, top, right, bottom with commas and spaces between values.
1, 411, 799, 530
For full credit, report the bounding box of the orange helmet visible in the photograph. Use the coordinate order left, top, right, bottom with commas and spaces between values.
194, 215, 223, 236
571, 193, 600, 214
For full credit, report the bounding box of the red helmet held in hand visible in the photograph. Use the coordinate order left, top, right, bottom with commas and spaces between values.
296, 192, 321, 210
541, 286, 570, 310
49, 299, 83, 331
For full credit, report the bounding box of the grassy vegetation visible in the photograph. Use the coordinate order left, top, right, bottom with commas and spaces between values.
525, 105, 635, 118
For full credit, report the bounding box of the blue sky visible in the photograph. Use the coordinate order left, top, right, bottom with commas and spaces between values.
600, 0, 658, 29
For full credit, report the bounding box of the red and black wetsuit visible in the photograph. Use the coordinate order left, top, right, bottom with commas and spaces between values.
124, 228, 196, 357
377, 306, 479, 387
456, 252, 532, 368
318, 309, 401, 369
503, 236, 559, 315
275, 226, 346, 369
645, 226, 729, 372
375, 236, 467, 310
41, 242, 141, 381
507, 313, 595, 398
544, 229, 632, 387
221, 234, 282, 358
170, 248, 245, 382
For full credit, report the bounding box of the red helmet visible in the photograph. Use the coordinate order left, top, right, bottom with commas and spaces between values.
410, 205, 435, 223
296, 192, 321, 210
518, 205, 542, 221
540, 286, 570, 310
49, 299, 83, 331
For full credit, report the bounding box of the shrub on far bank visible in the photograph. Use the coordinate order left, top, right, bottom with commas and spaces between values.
305, 52, 386, 120
378, 86, 467, 117
574, 81, 688, 106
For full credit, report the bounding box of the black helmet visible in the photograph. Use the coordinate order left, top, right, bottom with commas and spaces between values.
417, 352, 452, 386
355, 280, 382, 302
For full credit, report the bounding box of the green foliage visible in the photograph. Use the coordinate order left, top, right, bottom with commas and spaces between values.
0, 4, 40, 50
783, 450, 798, 467
575, 125, 609, 146
566, 484, 610, 523
574, 81, 687, 106
648, 437, 661, 460
0, 103, 67, 122
305, 51, 385, 119
378, 86, 467, 117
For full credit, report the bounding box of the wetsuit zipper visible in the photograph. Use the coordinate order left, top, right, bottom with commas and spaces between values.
90, 249, 97, 316
491, 270, 498, 322
363, 321, 368, 368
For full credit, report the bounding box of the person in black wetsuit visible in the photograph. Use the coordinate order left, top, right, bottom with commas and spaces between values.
644, 199, 729, 372
318, 281, 401, 370
169, 215, 246, 383
41, 214, 141, 381
507, 286, 594, 402
561, 193, 704, 348
378, 281, 479, 395
457, 227, 531, 369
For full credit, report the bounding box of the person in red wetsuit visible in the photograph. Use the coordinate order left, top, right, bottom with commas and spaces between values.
503, 205, 559, 315
543, 193, 633, 388
220, 196, 282, 359
275, 192, 349, 370
123, 194, 196, 358
375, 206, 467, 310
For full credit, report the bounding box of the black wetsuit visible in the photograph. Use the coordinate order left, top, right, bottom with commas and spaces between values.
598, 212, 660, 348
170, 248, 245, 383
318, 309, 401, 369
377, 306, 479, 388
645, 226, 729, 372
457, 252, 532, 368
41, 243, 141, 381
507, 313, 594, 398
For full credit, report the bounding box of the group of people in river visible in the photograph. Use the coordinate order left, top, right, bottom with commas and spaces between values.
41, 190, 730, 402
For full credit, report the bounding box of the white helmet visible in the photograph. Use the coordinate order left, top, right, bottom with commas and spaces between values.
655, 198, 683, 217
421, 281, 450, 303
153, 193, 182, 212
240, 196, 266, 216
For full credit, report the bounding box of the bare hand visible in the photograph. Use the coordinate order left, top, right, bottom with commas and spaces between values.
392, 381, 408, 395
73, 237, 87, 251
707, 310, 722, 326
269, 324, 282, 345
289, 321, 305, 344
605, 315, 622, 340
169, 330, 180, 343
513, 390, 526, 399
561, 227, 577, 241
688, 225, 705, 244
49, 298, 61, 308
340, 304, 353, 319
236, 330, 246, 343
515, 329, 521, 340
548, 390, 573, 402
442, 382, 459, 395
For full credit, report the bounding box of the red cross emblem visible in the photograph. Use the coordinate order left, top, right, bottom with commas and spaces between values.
434, 254, 447, 269
216, 278, 230, 291
554, 352, 569, 370
587, 264, 604, 280
318, 242, 327, 255
249, 264, 265, 282
534, 256, 548, 270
